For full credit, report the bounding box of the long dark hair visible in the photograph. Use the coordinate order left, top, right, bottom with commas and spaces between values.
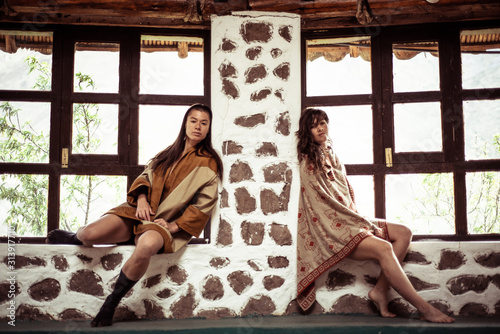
296, 108, 330, 171
151, 104, 223, 178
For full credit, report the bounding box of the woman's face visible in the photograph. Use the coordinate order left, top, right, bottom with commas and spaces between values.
185, 108, 210, 147
310, 117, 329, 146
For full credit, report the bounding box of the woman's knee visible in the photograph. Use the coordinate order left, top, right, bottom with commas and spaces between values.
76, 225, 99, 244
134, 232, 163, 258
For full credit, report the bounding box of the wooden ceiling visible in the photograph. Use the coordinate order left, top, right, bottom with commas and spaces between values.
1, 0, 500, 30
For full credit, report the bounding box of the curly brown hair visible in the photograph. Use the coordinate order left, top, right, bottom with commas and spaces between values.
296, 108, 330, 171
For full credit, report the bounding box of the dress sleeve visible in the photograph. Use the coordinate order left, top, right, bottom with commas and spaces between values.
175, 173, 218, 237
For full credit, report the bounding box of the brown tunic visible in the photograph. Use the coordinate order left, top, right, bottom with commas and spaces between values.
106, 146, 219, 253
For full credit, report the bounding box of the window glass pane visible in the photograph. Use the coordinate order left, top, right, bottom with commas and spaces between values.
0, 101, 50, 163
0, 174, 48, 237
306, 36, 371, 96
386, 173, 455, 235
394, 102, 442, 153
464, 99, 500, 160
60, 175, 127, 232
467, 172, 500, 234
393, 41, 439, 92
347, 175, 374, 218
461, 28, 500, 89
72, 103, 118, 154
0, 30, 53, 91
140, 36, 204, 95
139, 105, 187, 164
323, 105, 373, 164
74, 42, 119, 93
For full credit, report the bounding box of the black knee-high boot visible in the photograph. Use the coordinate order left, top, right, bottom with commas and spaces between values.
91, 270, 137, 327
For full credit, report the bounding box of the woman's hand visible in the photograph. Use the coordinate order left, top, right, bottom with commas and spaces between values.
153, 218, 180, 234
135, 194, 155, 221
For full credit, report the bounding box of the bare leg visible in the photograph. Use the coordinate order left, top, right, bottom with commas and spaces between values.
369, 222, 412, 318
349, 236, 454, 323
121, 230, 164, 281
76, 214, 135, 246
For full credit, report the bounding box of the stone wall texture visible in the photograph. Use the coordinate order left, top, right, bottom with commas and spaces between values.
1, 11, 499, 323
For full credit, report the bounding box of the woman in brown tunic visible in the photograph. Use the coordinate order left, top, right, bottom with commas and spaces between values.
47, 104, 223, 327
296, 108, 453, 323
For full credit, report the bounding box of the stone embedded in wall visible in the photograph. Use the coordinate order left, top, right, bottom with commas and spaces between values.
263, 162, 292, 183
222, 78, 240, 99
404, 251, 431, 264
210, 257, 230, 269
201, 275, 224, 301
220, 188, 229, 208
228, 270, 253, 295
407, 275, 440, 291
459, 303, 489, 317
4, 255, 45, 269
77, 253, 93, 264
278, 25, 293, 43
274, 88, 284, 102
285, 299, 325, 316
273, 62, 290, 81
220, 38, 238, 52
197, 307, 236, 320
326, 269, 356, 291
216, 218, 233, 246
492, 274, 500, 289
241, 295, 276, 316
269, 222, 292, 246
235, 187, 257, 214
59, 308, 91, 321
144, 299, 164, 320
248, 259, 263, 271
229, 161, 254, 183
271, 48, 283, 59
157, 288, 172, 299
496, 300, 500, 316
250, 87, 272, 102
240, 21, 273, 44
244, 64, 268, 84
16, 304, 53, 321
51, 255, 69, 271
241, 221, 265, 246
28, 278, 61, 302
256, 142, 278, 157
388, 298, 414, 318
114, 306, 139, 322
447, 275, 491, 295
143, 274, 162, 289
260, 183, 291, 215
275, 111, 291, 136
222, 140, 243, 155
218, 60, 238, 78
363, 274, 378, 286
263, 275, 285, 291
101, 253, 123, 271
268, 255, 289, 269
68, 269, 104, 296
234, 113, 266, 128
0, 282, 19, 304
429, 300, 453, 316
246, 46, 263, 60
438, 249, 466, 270
474, 251, 500, 268
166, 265, 188, 285
170, 284, 197, 319
331, 294, 377, 315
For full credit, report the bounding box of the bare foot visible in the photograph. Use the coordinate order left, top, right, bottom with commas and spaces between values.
419, 305, 455, 323
368, 289, 396, 318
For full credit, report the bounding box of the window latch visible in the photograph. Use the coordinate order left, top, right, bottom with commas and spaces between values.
385, 147, 393, 168
62, 148, 69, 168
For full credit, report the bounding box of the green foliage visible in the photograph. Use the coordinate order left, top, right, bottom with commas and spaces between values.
0, 56, 122, 236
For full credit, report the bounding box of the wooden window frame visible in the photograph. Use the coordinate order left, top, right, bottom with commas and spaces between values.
302, 20, 500, 241
0, 24, 211, 244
